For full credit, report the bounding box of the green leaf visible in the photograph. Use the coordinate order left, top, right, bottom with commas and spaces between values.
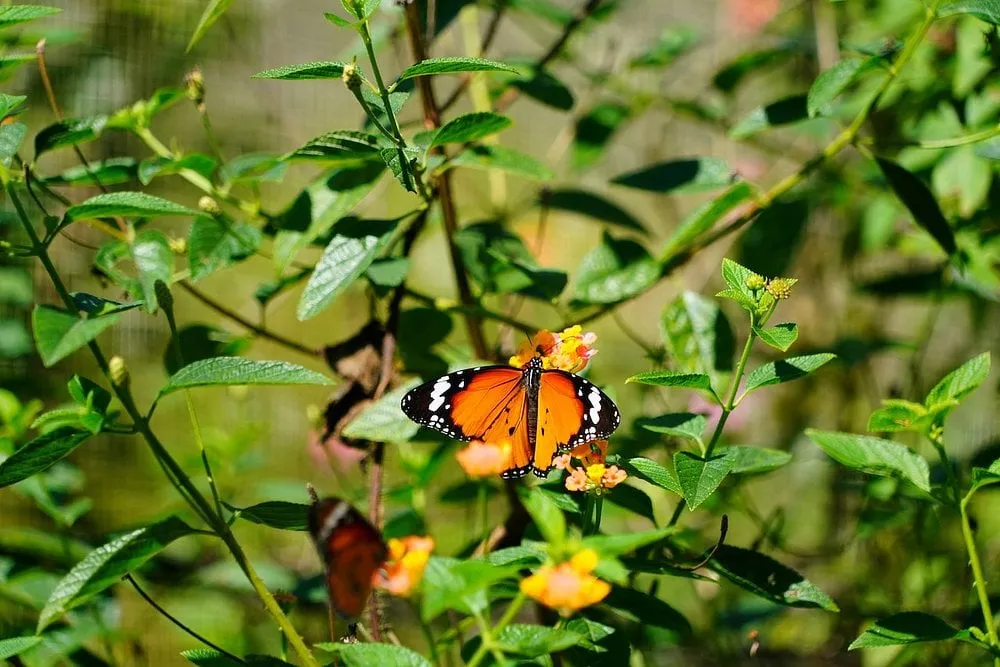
0, 5, 61, 28
932, 145, 991, 218
867, 399, 930, 433
604, 586, 692, 636
297, 217, 398, 320
0, 427, 91, 488
341, 0, 382, 19
624, 457, 683, 496
0, 636, 43, 661
0, 121, 26, 166
380, 146, 420, 192
182, 649, 244, 667
605, 483, 656, 524
163, 324, 247, 376
42, 157, 138, 186
754, 323, 798, 352
719, 445, 792, 475
572, 102, 631, 169
342, 379, 421, 442
252, 61, 348, 80
450, 144, 553, 180
564, 618, 616, 651
713, 47, 796, 93
283, 130, 381, 162
138, 154, 217, 185
494, 625, 582, 657
161, 357, 333, 396
324, 11, 354, 27
637, 412, 706, 442
34, 116, 110, 157
626, 371, 712, 390
221, 153, 287, 183
65, 192, 197, 222
730, 95, 809, 139
316, 643, 430, 667
420, 557, 522, 621
431, 112, 512, 147
744, 353, 836, 393
805, 429, 931, 493
71, 292, 143, 316
366, 257, 410, 289
38, 516, 196, 631
738, 199, 810, 278
397, 57, 515, 81
808, 57, 880, 117
0, 93, 25, 120
720, 257, 758, 302
876, 157, 957, 256
674, 451, 734, 510
582, 526, 674, 558
612, 157, 735, 194
573, 232, 659, 304
32, 305, 120, 367
849, 612, 977, 650
629, 25, 699, 69
661, 290, 735, 379
227, 501, 310, 531
509, 68, 575, 111
710, 545, 839, 611
939, 0, 1000, 23
925, 352, 990, 408
188, 216, 261, 281
662, 182, 754, 258
519, 485, 566, 547
186, 0, 234, 51
544, 188, 645, 233
131, 230, 174, 313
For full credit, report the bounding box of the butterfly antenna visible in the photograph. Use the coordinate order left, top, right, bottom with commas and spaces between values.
306, 482, 319, 505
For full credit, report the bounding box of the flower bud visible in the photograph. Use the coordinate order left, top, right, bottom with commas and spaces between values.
184, 66, 205, 109
765, 278, 794, 300
198, 196, 221, 216
168, 236, 186, 254
745, 273, 765, 290
109, 355, 130, 388
341, 61, 362, 91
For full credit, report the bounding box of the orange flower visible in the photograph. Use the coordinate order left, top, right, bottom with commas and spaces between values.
456, 440, 512, 477
564, 462, 628, 494
552, 453, 572, 470
509, 326, 598, 372
374, 536, 434, 597
519, 549, 611, 615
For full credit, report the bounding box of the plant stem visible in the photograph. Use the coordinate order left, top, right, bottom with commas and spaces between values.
960, 495, 1000, 664
593, 496, 604, 534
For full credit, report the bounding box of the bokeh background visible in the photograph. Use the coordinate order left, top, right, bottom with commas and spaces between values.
2, 0, 1000, 665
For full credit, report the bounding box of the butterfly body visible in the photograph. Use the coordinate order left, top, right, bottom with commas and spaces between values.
401, 356, 620, 478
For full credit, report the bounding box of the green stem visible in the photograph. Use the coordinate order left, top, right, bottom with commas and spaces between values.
416, 606, 442, 667
593, 496, 604, 535
466, 593, 527, 667
7, 184, 321, 667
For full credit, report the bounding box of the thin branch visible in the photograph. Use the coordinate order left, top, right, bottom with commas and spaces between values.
439, 2, 509, 113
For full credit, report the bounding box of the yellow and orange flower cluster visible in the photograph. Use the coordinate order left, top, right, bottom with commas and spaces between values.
520, 549, 611, 615
509, 325, 598, 372
554, 440, 627, 494
374, 535, 434, 597
456, 439, 512, 478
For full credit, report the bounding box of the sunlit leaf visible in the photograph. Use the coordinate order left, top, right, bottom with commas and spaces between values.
138, 154, 217, 185
0, 636, 43, 661
397, 57, 515, 81
161, 357, 333, 396
674, 451, 733, 510
867, 399, 930, 433
519, 485, 566, 547
624, 457, 683, 496
939, 0, 1000, 23
849, 612, 980, 650
573, 232, 659, 304
283, 130, 381, 162
33, 116, 110, 157
744, 353, 836, 393
805, 429, 931, 493
431, 112, 512, 147
0, 5, 61, 28
131, 230, 173, 313
252, 61, 348, 80
626, 371, 712, 390
710, 545, 839, 611
924, 351, 990, 409
719, 446, 792, 475
612, 158, 735, 194
494, 625, 583, 657
65, 192, 197, 222
637, 412, 707, 442
754, 323, 798, 352
186, 0, 234, 51
0, 427, 91, 488
32, 305, 120, 367
316, 642, 430, 667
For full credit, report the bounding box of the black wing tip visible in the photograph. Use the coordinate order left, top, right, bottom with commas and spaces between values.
501, 465, 532, 479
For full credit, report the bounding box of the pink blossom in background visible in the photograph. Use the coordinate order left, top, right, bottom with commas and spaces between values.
728, 0, 780, 36
307, 430, 367, 471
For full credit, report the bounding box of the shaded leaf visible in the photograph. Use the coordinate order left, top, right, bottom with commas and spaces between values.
43, 157, 137, 187
252, 61, 348, 80
316, 642, 430, 667
674, 451, 733, 510
342, 379, 421, 442
397, 57, 515, 81
227, 501, 309, 531
805, 429, 931, 493
138, 154, 217, 185
731, 95, 809, 138
662, 182, 754, 258
421, 557, 521, 621
431, 112, 512, 146
32, 305, 119, 367
637, 412, 706, 442
221, 153, 287, 183
520, 485, 566, 547
744, 353, 836, 393
131, 230, 174, 313
605, 483, 656, 523
510, 68, 575, 110
737, 199, 809, 277
70, 293, 143, 316
808, 57, 880, 117
0, 427, 91, 488
188, 216, 261, 281
65, 192, 197, 222
283, 130, 381, 162
33, 116, 109, 157
573, 232, 659, 304
544, 188, 645, 233
582, 526, 674, 558
612, 158, 735, 194
626, 371, 712, 390
710, 545, 839, 611
494, 625, 582, 657
661, 290, 735, 378
451, 144, 553, 180
161, 357, 333, 396
163, 324, 247, 376
604, 585, 692, 636
624, 456, 683, 496
0, 121, 26, 166
630, 26, 699, 69
849, 612, 977, 650
713, 47, 796, 93
572, 102, 631, 169
876, 157, 956, 256
720, 446, 792, 475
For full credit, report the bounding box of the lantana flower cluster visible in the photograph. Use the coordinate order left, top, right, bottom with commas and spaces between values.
555, 440, 628, 494
520, 548, 611, 615
509, 325, 598, 372
374, 535, 434, 597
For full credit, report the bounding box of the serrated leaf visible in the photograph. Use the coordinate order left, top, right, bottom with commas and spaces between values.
38, 516, 195, 631
494, 625, 583, 657
849, 612, 977, 650
808, 57, 880, 117
510, 67, 575, 111
710, 545, 839, 611
626, 371, 712, 389
612, 157, 735, 194
674, 451, 733, 510
42, 157, 137, 186
252, 61, 348, 80
227, 501, 309, 531
160, 357, 333, 396
316, 643, 430, 667
661, 290, 735, 379
754, 323, 798, 351
431, 112, 512, 147
719, 445, 792, 475
0, 5, 61, 28
188, 216, 261, 281
939, 0, 1000, 23
397, 56, 515, 81
731, 95, 809, 139
284, 130, 381, 162
0, 636, 43, 660
186, 0, 234, 51
582, 526, 674, 558
65, 192, 197, 221
181, 648, 243, 667
0, 121, 26, 166
33, 116, 108, 157
380, 146, 420, 192
0, 427, 91, 488
519, 485, 566, 547
32, 305, 120, 367
637, 412, 706, 442
544, 188, 645, 232
564, 617, 615, 651
867, 399, 930, 433
138, 154, 217, 185
876, 157, 956, 256
662, 182, 754, 258
342, 379, 420, 442
450, 144, 553, 180
744, 353, 836, 393
573, 232, 659, 304
925, 352, 990, 408
221, 153, 286, 183
624, 457, 683, 496
297, 217, 398, 320
806, 429, 931, 493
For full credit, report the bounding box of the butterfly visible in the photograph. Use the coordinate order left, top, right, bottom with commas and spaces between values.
400, 355, 621, 478
308, 496, 387, 620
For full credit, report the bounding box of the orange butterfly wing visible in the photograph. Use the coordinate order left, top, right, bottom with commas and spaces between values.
449, 368, 533, 477
535, 371, 585, 473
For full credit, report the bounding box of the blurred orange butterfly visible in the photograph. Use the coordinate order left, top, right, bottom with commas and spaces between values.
401, 356, 621, 478
308, 496, 387, 620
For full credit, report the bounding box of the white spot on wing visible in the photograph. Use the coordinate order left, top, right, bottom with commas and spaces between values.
428, 378, 451, 412
587, 386, 602, 424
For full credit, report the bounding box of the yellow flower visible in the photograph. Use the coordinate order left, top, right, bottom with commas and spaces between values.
519, 549, 611, 615
375, 536, 434, 597
562, 441, 627, 493
509, 326, 598, 372
456, 440, 512, 478
765, 277, 795, 300
586, 464, 606, 485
